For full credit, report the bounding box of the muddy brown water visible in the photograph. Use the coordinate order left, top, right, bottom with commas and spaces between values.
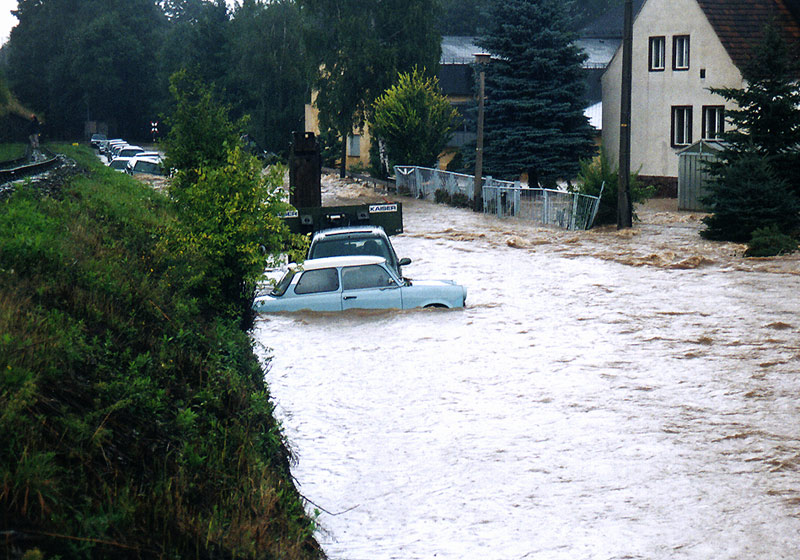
253, 178, 800, 559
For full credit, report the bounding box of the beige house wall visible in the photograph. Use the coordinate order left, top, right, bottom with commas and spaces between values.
602, 0, 743, 179
304, 91, 372, 170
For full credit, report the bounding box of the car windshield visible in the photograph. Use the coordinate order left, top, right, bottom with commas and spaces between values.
110, 159, 128, 169
311, 237, 392, 261
271, 267, 299, 296
134, 161, 162, 175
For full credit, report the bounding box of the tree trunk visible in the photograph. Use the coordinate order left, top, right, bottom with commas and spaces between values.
527, 167, 539, 188
339, 135, 347, 178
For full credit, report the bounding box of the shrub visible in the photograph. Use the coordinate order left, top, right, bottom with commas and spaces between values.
573, 147, 655, 226
450, 192, 472, 208
745, 225, 798, 257
434, 188, 452, 204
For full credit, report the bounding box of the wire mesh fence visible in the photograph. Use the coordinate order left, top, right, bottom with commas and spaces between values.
394, 166, 602, 230
395, 166, 474, 201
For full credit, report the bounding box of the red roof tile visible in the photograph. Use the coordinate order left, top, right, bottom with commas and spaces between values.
696, 0, 800, 68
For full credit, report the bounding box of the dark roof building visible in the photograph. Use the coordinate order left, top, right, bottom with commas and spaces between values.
695, 0, 800, 68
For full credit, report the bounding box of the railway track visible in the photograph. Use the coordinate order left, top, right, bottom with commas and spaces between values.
0, 148, 61, 184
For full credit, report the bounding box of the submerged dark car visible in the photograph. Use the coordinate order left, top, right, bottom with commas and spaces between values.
307, 226, 411, 277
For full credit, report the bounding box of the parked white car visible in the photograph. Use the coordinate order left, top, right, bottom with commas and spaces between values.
108, 156, 135, 172
127, 156, 164, 176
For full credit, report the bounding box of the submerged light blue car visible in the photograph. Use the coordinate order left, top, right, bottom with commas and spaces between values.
253, 255, 467, 312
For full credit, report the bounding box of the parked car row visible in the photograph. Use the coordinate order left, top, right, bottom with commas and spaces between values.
91, 134, 164, 176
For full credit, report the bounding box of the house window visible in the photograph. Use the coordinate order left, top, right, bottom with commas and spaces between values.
671, 106, 693, 147
347, 135, 361, 157
649, 37, 666, 71
673, 35, 690, 70
702, 106, 725, 139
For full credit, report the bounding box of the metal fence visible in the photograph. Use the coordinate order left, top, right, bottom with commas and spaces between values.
394, 166, 603, 231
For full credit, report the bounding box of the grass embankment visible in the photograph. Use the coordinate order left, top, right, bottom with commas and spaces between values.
0, 144, 321, 559
0, 143, 27, 162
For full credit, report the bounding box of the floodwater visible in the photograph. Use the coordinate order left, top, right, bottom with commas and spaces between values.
252, 179, 800, 560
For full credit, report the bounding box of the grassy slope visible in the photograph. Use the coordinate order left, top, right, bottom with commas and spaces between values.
0, 145, 321, 559
0, 143, 27, 161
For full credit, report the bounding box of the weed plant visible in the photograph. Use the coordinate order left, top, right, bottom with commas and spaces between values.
0, 145, 321, 559
573, 147, 655, 226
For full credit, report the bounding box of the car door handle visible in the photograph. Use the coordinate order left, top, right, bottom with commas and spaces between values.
343, 295, 357, 300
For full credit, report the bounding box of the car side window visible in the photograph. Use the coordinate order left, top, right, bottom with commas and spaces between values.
294, 268, 340, 294
342, 265, 395, 290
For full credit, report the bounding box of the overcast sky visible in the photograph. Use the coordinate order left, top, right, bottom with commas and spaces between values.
1, 0, 16, 45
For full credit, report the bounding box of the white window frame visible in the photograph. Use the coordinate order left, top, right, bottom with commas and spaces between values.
649, 36, 666, 71
671, 106, 693, 147
673, 35, 690, 70
702, 106, 725, 140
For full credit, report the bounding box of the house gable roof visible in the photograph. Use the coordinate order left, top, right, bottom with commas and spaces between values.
580, 0, 646, 39
696, 0, 800, 68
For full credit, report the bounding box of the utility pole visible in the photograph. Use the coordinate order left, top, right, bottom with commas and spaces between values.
617, 0, 634, 228
473, 53, 490, 212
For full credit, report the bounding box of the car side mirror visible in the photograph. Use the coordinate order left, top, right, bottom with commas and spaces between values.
399, 257, 411, 266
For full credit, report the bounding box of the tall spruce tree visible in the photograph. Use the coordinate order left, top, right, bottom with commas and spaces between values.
702, 25, 800, 241
477, 0, 596, 185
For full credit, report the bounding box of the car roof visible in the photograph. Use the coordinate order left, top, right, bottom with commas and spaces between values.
311, 226, 387, 241
301, 255, 386, 270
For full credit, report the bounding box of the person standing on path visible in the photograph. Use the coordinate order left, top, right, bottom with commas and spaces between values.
28, 115, 40, 151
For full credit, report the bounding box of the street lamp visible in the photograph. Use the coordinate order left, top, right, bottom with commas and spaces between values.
473, 52, 491, 212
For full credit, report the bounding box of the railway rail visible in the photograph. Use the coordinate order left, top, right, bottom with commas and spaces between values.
0, 148, 61, 184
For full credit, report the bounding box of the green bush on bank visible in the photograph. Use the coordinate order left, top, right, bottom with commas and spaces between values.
573, 147, 655, 226
745, 224, 799, 257
0, 145, 321, 559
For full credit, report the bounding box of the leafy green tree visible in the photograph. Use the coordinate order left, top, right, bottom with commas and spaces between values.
164, 70, 300, 319
477, 0, 596, 185
162, 69, 242, 188
7, 0, 165, 138
300, 0, 441, 177
436, 0, 622, 35
702, 25, 800, 241
226, 0, 308, 156
157, 0, 230, 92
437, 0, 491, 35
372, 68, 459, 170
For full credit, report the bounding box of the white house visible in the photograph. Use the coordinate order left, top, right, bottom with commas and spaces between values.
602, 0, 800, 193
